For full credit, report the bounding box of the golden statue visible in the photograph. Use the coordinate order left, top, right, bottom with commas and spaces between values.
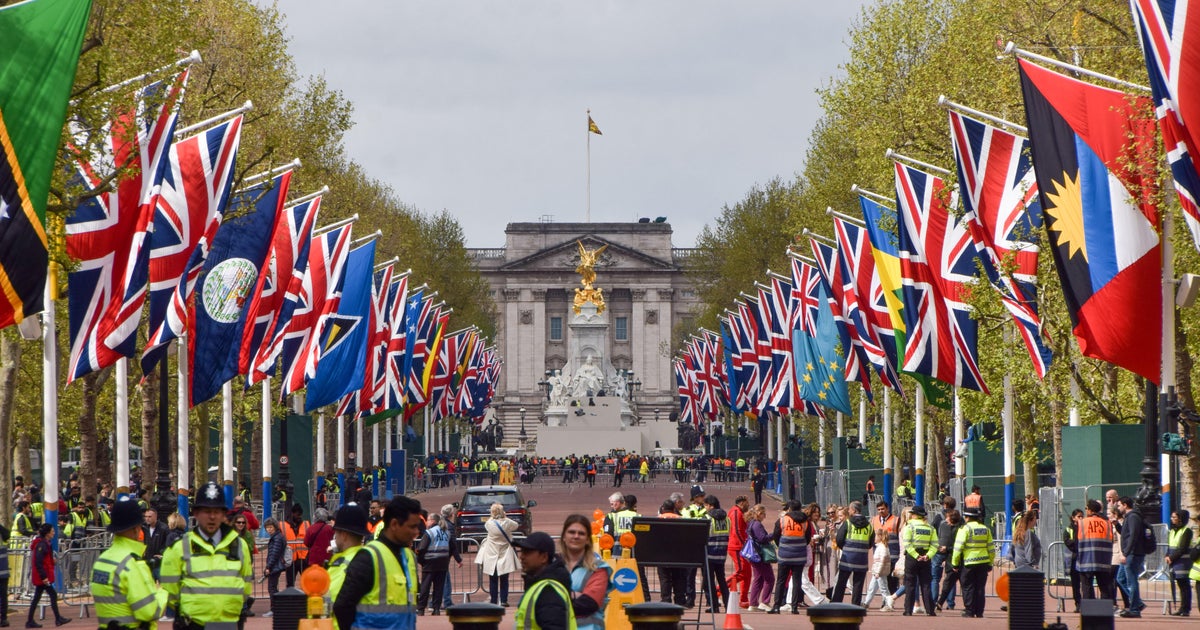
573, 240, 608, 314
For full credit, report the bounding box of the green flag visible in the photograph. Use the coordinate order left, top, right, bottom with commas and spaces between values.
0, 0, 91, 327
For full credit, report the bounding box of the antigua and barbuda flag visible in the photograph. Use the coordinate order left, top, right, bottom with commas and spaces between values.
1018, 58, 1162, 382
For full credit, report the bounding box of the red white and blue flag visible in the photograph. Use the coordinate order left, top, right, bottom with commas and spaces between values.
893, 162, 988, 392
949, 110, 1053, 377
1131, 0, 1200, 251
833, 217, 902, 391
810, 238, 873, 394
66, 73, 186, 381
141, 116, 245, 372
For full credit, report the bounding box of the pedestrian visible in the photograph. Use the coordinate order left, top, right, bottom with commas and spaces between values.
91, 498, 167, 630
0, 516, 7, 628
1166, 509, 1193, 617
952, 506, 994, 618
901, 505, 936, 616
585, 460, 596, 488
769, 500, 809, 614
326, 503, 369, 611
27, 523, 69, 628
873, 500, 901, 597
1011, 510, 1041, 570
655, 500, 687, 606
475, 502, 519, 606
1116, 496, 1148, 617
559, 515, 612, 630
831, 500, 873, 606
332, 496, 422, 630
933, 508, 963, 611
439, 505, 459, 612
862, 535, 894, 611
229, 513, 257, 618
160, 482, 252, 630
1109, 506, 1129, 610
1078, 500, 1115, 602
863, 475, 876, 505
282, 504, 310, 588
727, 495, 752, 610
963, 486, 986, 520
305, 508, 335, 569
745, 504, 775, 612
702, 496, 730, 613
513, 532, 574, 630
751, 468, 765, 505
1062, 509, 1084, 612
142, 508, 169, 582
262, 518, 289, 617
415, 513, 459, 616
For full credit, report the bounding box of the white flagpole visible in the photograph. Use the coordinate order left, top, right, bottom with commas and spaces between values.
355, 415, 364, 485
261, 378, 272, 531
115, 358, 130, 497
883, 388, 893, 501
836, 412, 844, 439
818, 416, 826, 469
337, 414, 346, 504
42, 278, 61, 536
177, 338, 190, 517
372, 421, 380, 495
317, 412, 326, 483
1161, 207, 1176, 522
914, 386, 925, 506
222, 381, 234, 506
859, 387, 868, 449
954, 388, 964, 478
385, 417, 393, 465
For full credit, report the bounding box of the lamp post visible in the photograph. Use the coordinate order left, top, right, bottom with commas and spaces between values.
518, 407, 528, 453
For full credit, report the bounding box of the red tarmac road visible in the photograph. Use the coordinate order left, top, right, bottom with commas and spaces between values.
241, 475, 1192, 629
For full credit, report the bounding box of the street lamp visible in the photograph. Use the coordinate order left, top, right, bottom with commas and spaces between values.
519, 407, 527, 438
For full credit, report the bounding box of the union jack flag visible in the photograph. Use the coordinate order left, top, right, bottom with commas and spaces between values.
765, 278, 798, 413
734, 302, 762, 411
335, 266, 399, 419
893, 162, 988, 392
833, 217, 902, 391
277, 225, 352, 399
383, 280, 414, 409
1132, 0, 1200, 252
242, 195, 321, 385
141, 117, 246, 373
453, 332, 483, 417
810, 238, 873, 394
674, 357, 699, 425
949, 110, 1052, 377
789, 257, 822, 337
66, 73, 186, 382
748, 292, 776, 414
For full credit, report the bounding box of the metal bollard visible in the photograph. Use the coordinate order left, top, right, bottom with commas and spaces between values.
446, 602, 505, 630
1006, 566, 1044, 629
270, 587, 308, 630
624, 602, 686, 630
1079, 599, 1116, 630
805, 602, 867, 629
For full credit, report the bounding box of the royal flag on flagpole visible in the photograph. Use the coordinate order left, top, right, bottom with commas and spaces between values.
588, 115, 602, 135
0, 0, 91, 329
949, 110, 1053, 377
1131, 0, 1200, 252
1018, 58, 1162, 382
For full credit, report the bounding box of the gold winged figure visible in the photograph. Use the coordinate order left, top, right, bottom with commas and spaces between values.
574, 240, 608, 314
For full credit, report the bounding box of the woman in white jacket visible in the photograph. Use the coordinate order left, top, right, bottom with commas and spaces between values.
474, 503, 521, 606
862, 539, 895, 611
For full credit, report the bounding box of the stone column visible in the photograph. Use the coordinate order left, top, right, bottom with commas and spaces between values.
630, 288, 647, 380
502, 288, 521, 402
531, 288, 548, 398
653, 289, 675, 397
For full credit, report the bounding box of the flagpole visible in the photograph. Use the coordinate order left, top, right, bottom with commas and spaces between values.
356, 414, 364, 487
336, 414, 346, 506
954, 387, 964, 479
1161, 207, 1176, 522
882, 388, 893, 503
261, 378, 272, 533
1003, 42, 1151, 93
776, 415, 785, 491
836, 411, 844, 439
858, 388, 868, 449
372, 421, 380, 497
1003, 339, 1016, 540
914, 386, 925, 507
115, 358, 130, 497
818, 415, 826, 470
42, 276, 60, 541
177, 338, 190, 518
222, 381, 234, 507
586, 108, 591, 223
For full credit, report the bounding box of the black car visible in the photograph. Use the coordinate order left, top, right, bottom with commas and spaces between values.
455, 485, 537, 539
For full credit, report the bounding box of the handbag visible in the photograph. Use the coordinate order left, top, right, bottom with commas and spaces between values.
492, 519, 522, 570
739, 540, 762, 564
761, 542, 779, 564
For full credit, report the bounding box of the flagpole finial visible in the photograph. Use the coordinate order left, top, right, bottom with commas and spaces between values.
884, 148, 896, 160
187, 50, 203, 65
1003, 41, 1016, 56
850, 184, 860, 194
937, 94, 948, 107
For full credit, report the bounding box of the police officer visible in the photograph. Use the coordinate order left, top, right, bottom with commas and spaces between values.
952, 506, 994, 618
11, 502, 34, 537
901, 505, 936, 616
91, 497, 167, 630
702, 496, 730, 614
332, 496, 422, 630
513, 532, 574, 630
160, 482, 252, 630
327, 504, 369, 609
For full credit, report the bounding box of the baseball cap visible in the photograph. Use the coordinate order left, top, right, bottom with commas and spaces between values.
512, 532, 556, 556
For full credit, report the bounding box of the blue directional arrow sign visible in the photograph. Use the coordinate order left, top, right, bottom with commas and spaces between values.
612, 567, 638, 593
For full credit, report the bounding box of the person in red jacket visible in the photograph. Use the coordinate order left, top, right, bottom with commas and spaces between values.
305, 508, 335, 568
28, 523, 68, 628
727, 495, 752, 609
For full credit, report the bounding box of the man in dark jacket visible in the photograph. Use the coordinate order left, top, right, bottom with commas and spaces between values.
514, 532, 573, 630
332, 496, 423, 630
1117, 497, 1147, 617
141, 508, 169, 580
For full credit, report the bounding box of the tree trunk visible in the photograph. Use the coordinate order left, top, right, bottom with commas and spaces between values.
78, 372, 101, 497
139, 370, 158, 491
1052, 418, 1064, 489
1174, 317, 1198, 516
0, 330, 19, 526
931, 425, 948, 495
14, 433, 30, 486
1023, 457, 1037, 498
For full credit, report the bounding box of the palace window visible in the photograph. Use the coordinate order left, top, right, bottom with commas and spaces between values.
550, 317, 563, 341
615, 316, 628, 341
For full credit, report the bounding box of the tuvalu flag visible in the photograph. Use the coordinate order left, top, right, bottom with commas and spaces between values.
1018, 58, 1162, 382
304, 240, 376, 411
0, 0, 91, 328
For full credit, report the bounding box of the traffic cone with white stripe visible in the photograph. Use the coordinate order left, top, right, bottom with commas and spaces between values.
724, 589, 747, 630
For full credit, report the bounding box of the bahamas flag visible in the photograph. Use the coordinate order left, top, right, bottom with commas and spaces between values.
304, 240, 376, 411
0, 0, 91, 327
1018, 59, 1162, 382
793, 278, 851, 415
860, 194, 951, 408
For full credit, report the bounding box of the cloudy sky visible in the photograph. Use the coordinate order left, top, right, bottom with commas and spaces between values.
266, 2, 868, 248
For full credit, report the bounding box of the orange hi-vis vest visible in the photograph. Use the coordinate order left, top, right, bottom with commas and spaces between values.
284, 520, 309, 560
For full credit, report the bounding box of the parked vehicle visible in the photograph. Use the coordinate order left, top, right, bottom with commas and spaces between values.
454, 485, 536, 539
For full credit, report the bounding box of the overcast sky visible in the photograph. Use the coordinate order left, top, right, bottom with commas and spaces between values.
266, 2, 868, 248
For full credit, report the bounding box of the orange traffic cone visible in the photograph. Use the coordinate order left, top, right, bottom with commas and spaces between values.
724, 590, 746, 630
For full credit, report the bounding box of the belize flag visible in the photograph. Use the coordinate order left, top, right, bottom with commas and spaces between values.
1018, 58, 1162, 382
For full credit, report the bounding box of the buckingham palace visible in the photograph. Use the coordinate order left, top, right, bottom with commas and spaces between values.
468, 220, 703, 450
